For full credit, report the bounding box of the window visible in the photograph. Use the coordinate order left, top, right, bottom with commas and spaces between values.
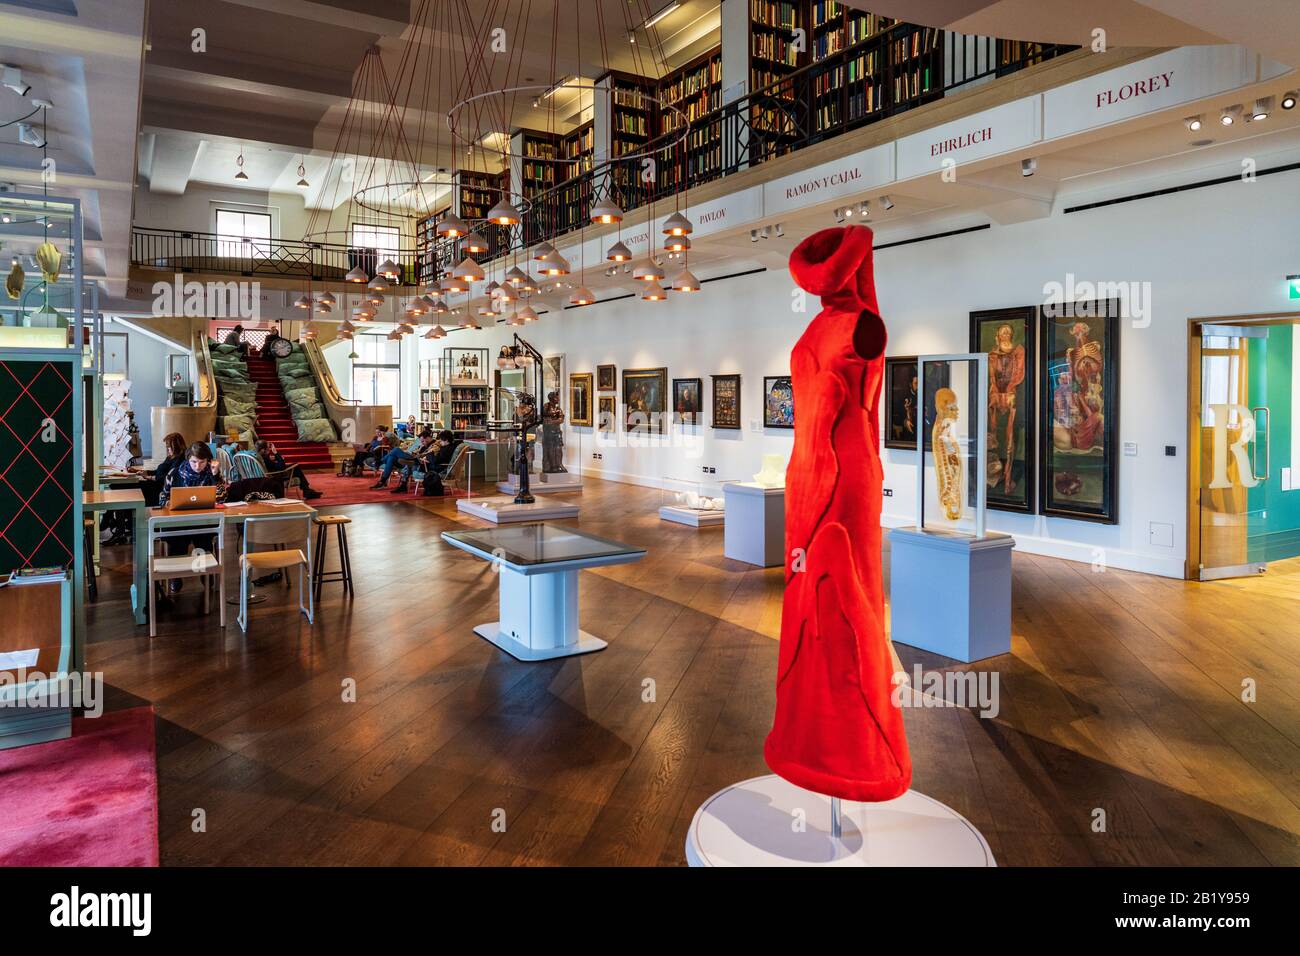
351, 333, 402, 416
350, 223, 400, 263
215, 209, 272, 258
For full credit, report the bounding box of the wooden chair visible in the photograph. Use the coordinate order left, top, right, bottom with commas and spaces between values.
238, 513, 313, 632
147, 513, 226, 638
215, 446, 239, 483
441, 443, 472, 495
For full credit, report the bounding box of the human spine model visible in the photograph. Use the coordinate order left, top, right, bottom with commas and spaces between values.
764, 225, 912, 803
933, 387, 963, 521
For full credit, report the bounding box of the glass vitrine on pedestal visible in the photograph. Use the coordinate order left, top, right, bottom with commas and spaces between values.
659, 475, 734, 527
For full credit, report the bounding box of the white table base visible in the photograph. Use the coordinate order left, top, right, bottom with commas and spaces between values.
474, 565, 607, 661
498, 473, 584, 495
659, 505, 725, 527
685, 774, 995, 867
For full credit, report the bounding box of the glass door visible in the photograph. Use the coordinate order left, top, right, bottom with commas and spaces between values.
1197, 323, 1300, 580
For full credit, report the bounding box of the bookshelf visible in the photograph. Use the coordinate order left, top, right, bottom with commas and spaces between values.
419, 358, 441, 425
517, 129, 562, 246
605, 72, 656, 210
657, 47, 723, 193
809, 3, 893, 135
416, 205, 449, 288
558, 121, 594, 236
748, 0, 805, 162
456, 170, 506, 260
440, 347, 489, 438
561, 121, 594, 178
887, 23, 943, 111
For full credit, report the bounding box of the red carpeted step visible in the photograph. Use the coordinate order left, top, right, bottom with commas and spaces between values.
239, 355, 334, 469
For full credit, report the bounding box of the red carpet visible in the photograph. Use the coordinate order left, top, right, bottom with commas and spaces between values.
246, 355, 333, 468
306, 472, 470, 506
0, 706, 159, 867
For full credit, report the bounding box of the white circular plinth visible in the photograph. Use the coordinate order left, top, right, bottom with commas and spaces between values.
685, 775, 995, 867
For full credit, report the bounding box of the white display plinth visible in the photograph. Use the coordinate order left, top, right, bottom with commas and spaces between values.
457, 496, 580, 524
888, 526, 1014, 663
685, 774, 995, 867
497, 472, 584, 495
723, 482, 785, 567
659, 505, 725, 527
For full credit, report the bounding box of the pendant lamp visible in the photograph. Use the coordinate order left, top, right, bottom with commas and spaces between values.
633, 258, 664, 282
606, 240, 632, 262
590, 198, 623, 224
436, 212, 468, 238
662, 211, 693, 236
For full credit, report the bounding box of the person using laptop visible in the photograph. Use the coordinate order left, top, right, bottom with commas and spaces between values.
157, 442, 227, 594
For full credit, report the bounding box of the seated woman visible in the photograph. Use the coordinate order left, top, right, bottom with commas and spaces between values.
255, 440, 322, 499
157, 441, 227, 593
350, 427, 388, 473
370, 428, 436, 492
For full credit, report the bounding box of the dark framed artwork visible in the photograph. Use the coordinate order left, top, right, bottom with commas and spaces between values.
884, 356, 950, 451
762, 375, 795, 428
596, 364, 616, 391
971, 307, 1037, 514
672, 377, 702, 425
597, 395, 616, 433
622, 366, 668, 434
569, 372, 593, 426
711, 374, 741, 429
1039, 298, 1120, 524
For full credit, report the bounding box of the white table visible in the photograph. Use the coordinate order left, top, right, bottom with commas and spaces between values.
723, 482, 785, 567
441, 523, 646, 661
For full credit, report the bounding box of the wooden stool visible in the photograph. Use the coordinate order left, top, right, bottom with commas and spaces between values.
312, 514, 353, 601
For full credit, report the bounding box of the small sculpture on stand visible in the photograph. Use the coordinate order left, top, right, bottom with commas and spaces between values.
512, 391, 539, 505
540, 390, 567, 480
932, 387, 963, 521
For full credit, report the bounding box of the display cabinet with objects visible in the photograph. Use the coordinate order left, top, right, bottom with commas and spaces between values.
419, 358, 441, 425
887, 353, 1014, 663
440, 347, 489, 439
660, 475, 735, 527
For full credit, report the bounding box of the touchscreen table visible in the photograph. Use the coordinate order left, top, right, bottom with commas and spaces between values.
441, 523, 647, 661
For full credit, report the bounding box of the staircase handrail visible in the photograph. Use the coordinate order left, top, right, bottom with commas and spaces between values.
299, 338, 393, 441
193, 330, 217, 409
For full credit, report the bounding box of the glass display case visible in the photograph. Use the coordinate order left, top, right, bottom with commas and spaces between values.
659, 475, 736, 527
914, 353, 989, 537
496, 410, 584, 494
0, 194, 85, 350
440, 347, 488, 438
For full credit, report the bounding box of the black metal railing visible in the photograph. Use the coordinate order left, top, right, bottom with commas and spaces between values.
133, 34, 1077, 283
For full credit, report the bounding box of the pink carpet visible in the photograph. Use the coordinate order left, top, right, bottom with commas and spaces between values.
307, 471, 470, 506
0, 706, 159, 867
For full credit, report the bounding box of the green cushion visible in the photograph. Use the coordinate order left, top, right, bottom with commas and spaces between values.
296, 417, 336, 442
219, 414, 256, 437
284, 386, 320, 409
220, 396, 256, 417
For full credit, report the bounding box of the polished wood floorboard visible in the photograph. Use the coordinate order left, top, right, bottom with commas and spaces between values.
85, 478, 1300, 866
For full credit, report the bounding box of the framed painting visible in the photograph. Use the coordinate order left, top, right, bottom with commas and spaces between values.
543, 355, 565, 411
622, 367, 668, 434
971, 307, 1037, 514
597, 395, 617, 433
762, 375, 794, 428
569, 372, 593, 426
1039, 298, 1120, 524
711, 374, 741, 429
596, 364, 616, 391
884, 356, 950, 451
672, 377, 702, 426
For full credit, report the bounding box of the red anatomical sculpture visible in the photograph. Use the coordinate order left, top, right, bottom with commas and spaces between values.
764, 225, 912, 802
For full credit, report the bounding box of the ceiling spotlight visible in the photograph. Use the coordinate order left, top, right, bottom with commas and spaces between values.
1220, 105, 1242, 126
2, 65, 31, 97
750, 229, 759, 242
296, 159, 310, 189
606, 240, 632, 262
590, 198, 623, 224
1021, 157, 1037, 177
1184, 115, 1203, 132
1282, 91, 1297, 110
880, 196, 894, 211
435, 212, 468, 238
1252, 97, 1272, 121
234, 151, 248, 181
662, 211, 693, 236
16, 123, 44, 148
858, 201, 870, 217
633, 258, 664, 282
834, 208, 846, 224
486, 197, 521, 225
670, 268, 700, 293
774, 223, 784, 237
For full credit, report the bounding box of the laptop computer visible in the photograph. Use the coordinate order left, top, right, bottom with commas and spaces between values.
168, 486, 217, 511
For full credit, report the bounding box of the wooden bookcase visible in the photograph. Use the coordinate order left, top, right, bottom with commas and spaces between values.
416, 205, 449, 288
456, 170, 506, 261
606, 72, 656, 210
748, 0, 805, 162
517, 129, 562, 246
657, 47, 723, 193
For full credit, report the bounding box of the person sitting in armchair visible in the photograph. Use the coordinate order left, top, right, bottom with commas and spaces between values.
370, 428, 436, 494
256, 440, 322, 499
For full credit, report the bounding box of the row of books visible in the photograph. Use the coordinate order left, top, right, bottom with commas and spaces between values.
891, 27, 941, 63
752, 32, 801, 66
751, 0, 798, 31
613, 113, 648, 137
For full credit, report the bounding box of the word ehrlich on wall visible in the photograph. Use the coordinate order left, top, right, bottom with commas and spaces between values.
1041, 272, 1151, 328
50, 887, 151, 936
151, 273, 260, 321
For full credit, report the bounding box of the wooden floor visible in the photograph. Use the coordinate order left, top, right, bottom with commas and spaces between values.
85, 478, 1300, 866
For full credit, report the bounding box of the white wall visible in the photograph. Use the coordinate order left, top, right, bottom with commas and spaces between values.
446, 168, 1300, 578
105, 319, 190, 452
